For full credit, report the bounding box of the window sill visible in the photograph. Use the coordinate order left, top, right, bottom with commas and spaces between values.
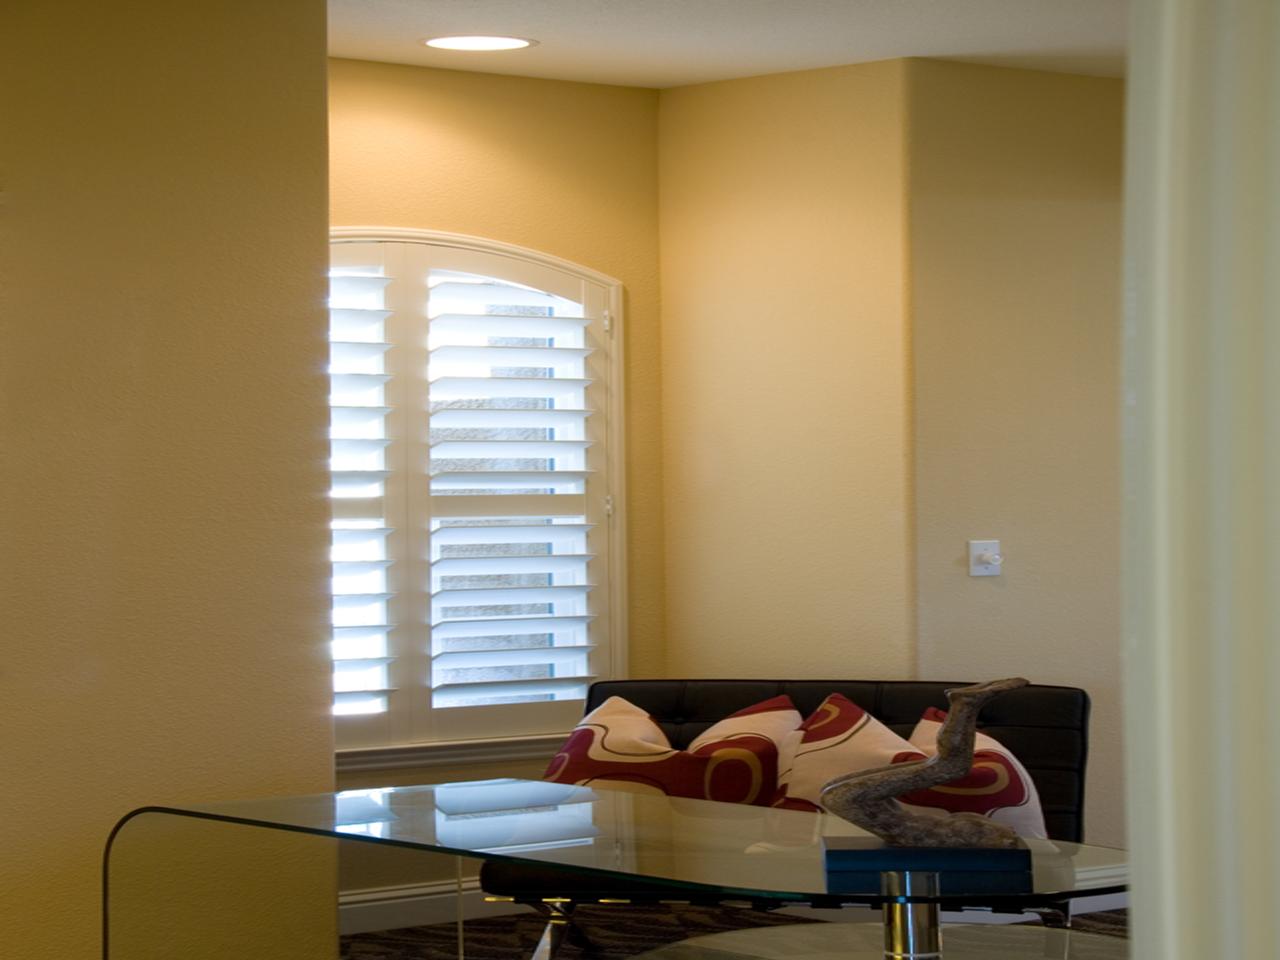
335, 732, 569, 774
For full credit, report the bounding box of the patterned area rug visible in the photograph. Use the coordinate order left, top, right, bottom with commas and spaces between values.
340, 905, 1128, 960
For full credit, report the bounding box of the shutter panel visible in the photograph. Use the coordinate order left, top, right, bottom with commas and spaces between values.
328, 236, 621, 748
426, 270, 596, 710
328, 261, 394, 718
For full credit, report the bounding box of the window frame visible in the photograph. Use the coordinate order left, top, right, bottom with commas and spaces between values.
329, 227, 629, 762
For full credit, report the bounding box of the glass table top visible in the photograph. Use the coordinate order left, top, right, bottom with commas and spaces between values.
136, 778, 1125, 906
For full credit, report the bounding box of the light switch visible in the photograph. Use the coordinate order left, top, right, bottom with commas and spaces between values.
968, 539, 1003, 577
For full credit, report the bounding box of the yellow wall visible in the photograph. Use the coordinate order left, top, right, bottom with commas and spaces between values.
0, 4, 334, 959
0, 16, 1125, 952
907, 60, 1126, 844
328, 70, 1124, 852
657, 61, 916, 679
655, 59, 1124, 843
328, 58, 665, 676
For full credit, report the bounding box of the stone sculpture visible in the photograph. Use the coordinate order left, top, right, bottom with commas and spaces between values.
819, 677, 1029, 848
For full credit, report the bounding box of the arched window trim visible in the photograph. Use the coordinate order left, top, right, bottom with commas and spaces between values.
331, 226, 624, 287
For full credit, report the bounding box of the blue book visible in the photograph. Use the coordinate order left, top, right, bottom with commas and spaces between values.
824, 836, 1032, 896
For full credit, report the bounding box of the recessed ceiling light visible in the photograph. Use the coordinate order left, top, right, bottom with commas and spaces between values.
423, 36, 536, 52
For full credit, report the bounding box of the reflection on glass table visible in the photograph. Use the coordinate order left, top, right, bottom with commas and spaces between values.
104, 778, 1127, 960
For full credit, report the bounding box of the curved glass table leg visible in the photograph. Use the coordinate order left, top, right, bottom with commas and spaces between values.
102, 809, 468, 960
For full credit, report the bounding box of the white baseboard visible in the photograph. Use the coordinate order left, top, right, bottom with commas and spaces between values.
1065, 890, 1130, 915
339, 879, 527, 936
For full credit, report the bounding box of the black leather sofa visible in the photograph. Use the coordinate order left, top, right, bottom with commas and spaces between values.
480, 678, 1091, 940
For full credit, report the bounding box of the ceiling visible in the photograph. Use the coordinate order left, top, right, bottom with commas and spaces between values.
328, 0, 1129, 89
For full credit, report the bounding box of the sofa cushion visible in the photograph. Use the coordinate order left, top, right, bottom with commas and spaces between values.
543, 694, 800, 806
775, 697, 1048, 839
774, 693, 925, 811
900, 707, 1048, 839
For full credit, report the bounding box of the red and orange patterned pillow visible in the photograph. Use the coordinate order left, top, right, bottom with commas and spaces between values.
900, 707, 1047, 839
773, 693, 925, 811
545, 692, 1045, 835
543, 695, 801, 806
773, 695, 1046, 839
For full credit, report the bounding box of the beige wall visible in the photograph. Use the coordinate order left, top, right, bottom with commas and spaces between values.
657, 61, 916, 679
0, 3, 334, 959
328, 58, 665, 676
907, 60, 1125, 844
329, 55, 1124, 874
0, 16, 1126, 952
656, 58, 1124, 843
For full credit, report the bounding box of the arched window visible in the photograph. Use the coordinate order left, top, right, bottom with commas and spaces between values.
328, 229, 625, 748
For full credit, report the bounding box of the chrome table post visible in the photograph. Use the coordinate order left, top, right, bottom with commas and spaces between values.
881, 871, 941, 959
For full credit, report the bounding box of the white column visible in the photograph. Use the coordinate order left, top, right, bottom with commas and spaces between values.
1124, 1, 1280, 957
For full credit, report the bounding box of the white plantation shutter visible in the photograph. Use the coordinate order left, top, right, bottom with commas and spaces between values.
329, 270, 395, 719
328, 233, 624, 748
